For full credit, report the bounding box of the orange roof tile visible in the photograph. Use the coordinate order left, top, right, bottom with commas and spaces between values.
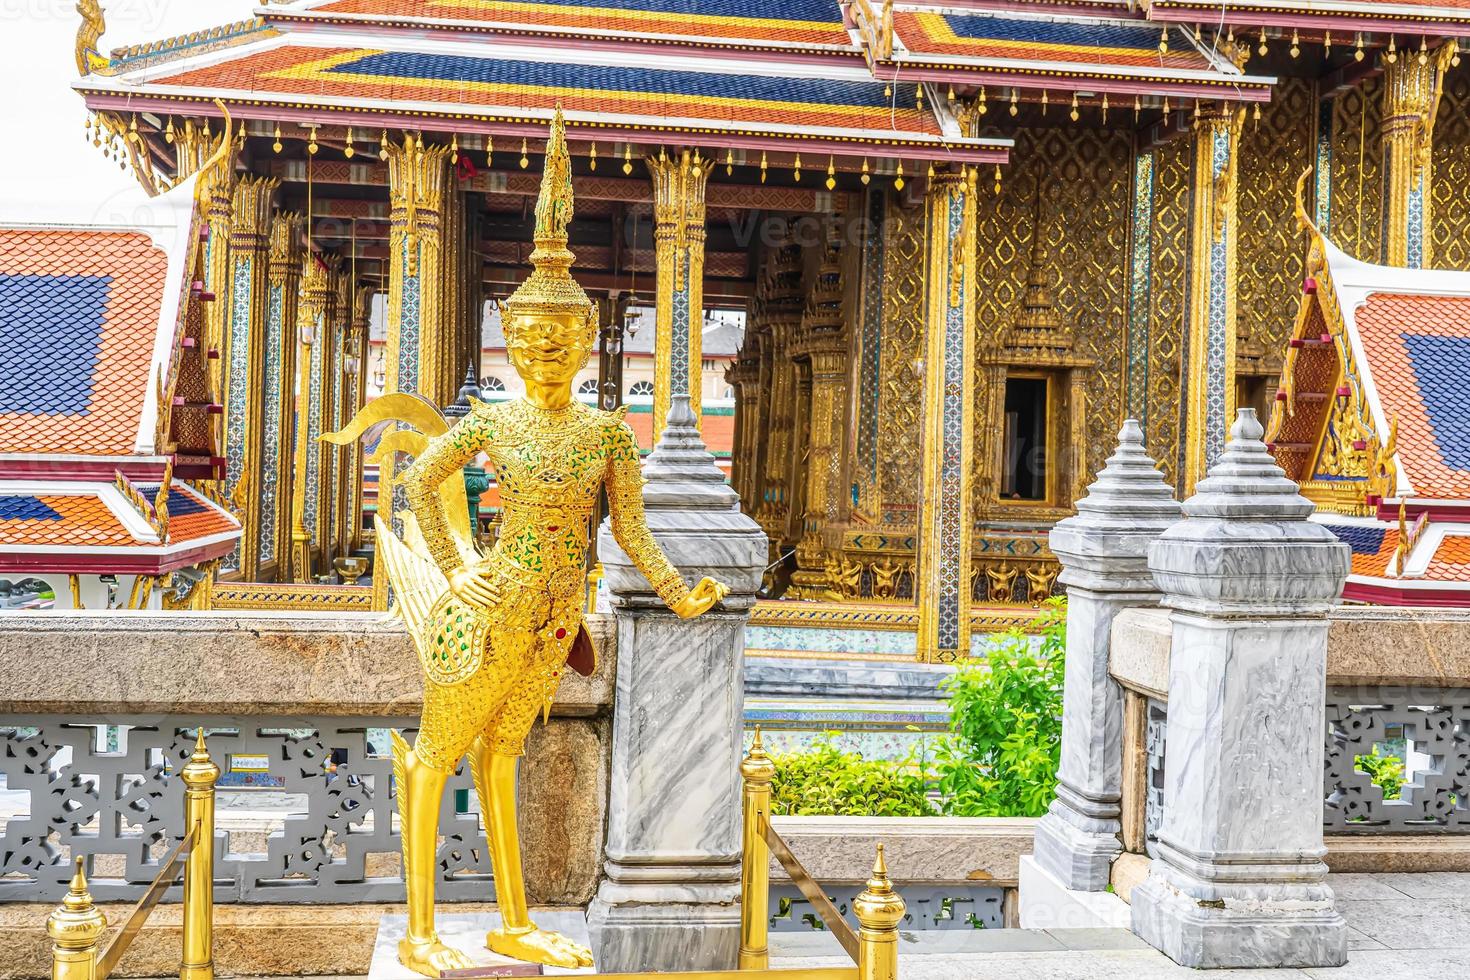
0, 495, 135, 548
1422, 534, 1470, 582
1353, 293, 1470, 500
0, 229, 166, 457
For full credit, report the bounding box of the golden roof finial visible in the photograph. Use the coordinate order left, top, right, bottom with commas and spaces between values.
504, 107, 593, 328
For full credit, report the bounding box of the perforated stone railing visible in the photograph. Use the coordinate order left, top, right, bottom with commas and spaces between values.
0, 715, 491, 903
1324, 686, 1470, 833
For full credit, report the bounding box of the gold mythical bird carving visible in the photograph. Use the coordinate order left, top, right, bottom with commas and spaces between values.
324, 109, 727, 976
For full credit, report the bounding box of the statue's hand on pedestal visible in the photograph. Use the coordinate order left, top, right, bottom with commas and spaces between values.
448, 565, 501, 609
672, 576, 729, 619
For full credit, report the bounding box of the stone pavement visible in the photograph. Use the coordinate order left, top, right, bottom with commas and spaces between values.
770, 872, 1470, 980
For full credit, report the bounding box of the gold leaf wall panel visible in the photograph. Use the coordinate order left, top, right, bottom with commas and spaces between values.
971, 127, 1132, 505
878, 195, 925, 525
1330, 75, 1383, 263
1238, 77, 1314, 374
1432, 68, 1470, 271
1146, 137, 1189, 488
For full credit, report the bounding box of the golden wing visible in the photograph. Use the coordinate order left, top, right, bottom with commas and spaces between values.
372, 514, 447, 635
321, 392, 476, 564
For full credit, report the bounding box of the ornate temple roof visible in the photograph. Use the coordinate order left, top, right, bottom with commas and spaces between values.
872, 6, 1275, 101
270, 0, 859, 53
1268, 219, 1470, 605
0, 481, 240, 575
0, 179, 240, 574
1143, 0, 1470, 33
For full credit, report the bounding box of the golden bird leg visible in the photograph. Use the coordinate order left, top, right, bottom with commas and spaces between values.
472, 743, 594, 969
397, 744, 474, 979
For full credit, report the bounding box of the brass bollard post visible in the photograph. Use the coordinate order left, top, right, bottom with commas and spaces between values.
854, 846, 905, 980
48, 858, 106, 980
180, 730, 219, 980
738, 727, 776, 970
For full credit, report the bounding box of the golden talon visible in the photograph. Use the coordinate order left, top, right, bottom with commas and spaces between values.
397, 936, 475, 979
486, 926, 595, 969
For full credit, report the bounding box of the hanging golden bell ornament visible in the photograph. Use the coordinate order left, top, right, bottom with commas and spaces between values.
307, 125, 319, 155
993, 164, 1001, 195
1420, 37, 1429, 65
1159, 28, 1169, 54
450, 133, 458, 164
825, 155, 835, 190
725, 147, 734, 176
1041, 90, 1049, 116
759, 150, 767, 183
1069, 92, 1079, 122
272, 122, 283, 154
1134, 96, 1142, 121
926, 161, 934, 178
1009, 89, 1018, 116
589, 141, 597, 171
1258, 27, 1268, 57
164, 116, 175, 144
344, 127, 355, 159
977, 86, 987, 115
1386, 36, 1397, 64
861, 157, 870, 185
1355, 34, 1365, 62
519, 137, 529, 168
793, 152, 802, 182
1324, 32, 1332, 55
1101, 94, 1109, 123
379, 129, 388, 160
1290, 29, 1300, 58
893, 159, 905, 191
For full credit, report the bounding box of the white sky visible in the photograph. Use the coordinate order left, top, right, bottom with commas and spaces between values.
0, 0, 246, 224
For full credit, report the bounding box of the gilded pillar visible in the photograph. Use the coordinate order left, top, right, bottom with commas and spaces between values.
789, 245, 847, 598
755, 240, 804, 559
786, 358, 813, 547
321, 268, 349, 566
385, 137, 452, 530
201, 164, 235, 400
221, 175, 278, 578
290, 254, 331, 582
1381, 43, 1456, 268
648, 149, 710, 440
916, 169, 978, 663
261, 213, 303, 580
1182, 106, 1244, 496
347, 286, 373, 553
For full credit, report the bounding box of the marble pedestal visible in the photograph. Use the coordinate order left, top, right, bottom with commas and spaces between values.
1129, 411, 1349, 969
368, 912, 595, 978
586, 396, 767, 972
1033, 421, 1179, 892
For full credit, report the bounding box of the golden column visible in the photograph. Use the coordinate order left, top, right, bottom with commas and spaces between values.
221, 176, 279, 579
648, 149, 710, 440
1381, 42, 1457, 268
384, 137, 453, 531
789, 244, 848, 598
347, 286, 373, 554
201, 163, 236, 401
289, 254, 331, 582
1182, 105, 1245, 495
321, 267, 350, 565
756, 239, 805, 563
260, 213, 303, 581
915, 168, 978, 664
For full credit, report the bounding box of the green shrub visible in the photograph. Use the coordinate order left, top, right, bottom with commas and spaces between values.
769, 736, 935, 817
1355, 746, 1406, 802
933, 598, 1066, 818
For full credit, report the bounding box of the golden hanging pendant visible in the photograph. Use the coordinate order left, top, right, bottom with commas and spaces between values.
793, 152, 802, 182
725, 148, 734, 176
589, 141, 597, 170
1009, 89, 1018, 117
1069, 93, 1079, 122
622, 142, 633, 175
308, 125, 319, 155
861, 157, 870, 185
760, 150, 767, 183
165, 116, 175, 144
993, 164, 1001, 196
273, 123, 283, 154
825, 155, 835, 190
344, 127, 355, 158
894, 159, 905, 191
450, 133, 459, 164
379, 129, 389, 160
520, 137, 529, 169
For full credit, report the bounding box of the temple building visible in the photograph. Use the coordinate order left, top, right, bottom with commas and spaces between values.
62, 0, 1470, 655
0, 171, 242, 609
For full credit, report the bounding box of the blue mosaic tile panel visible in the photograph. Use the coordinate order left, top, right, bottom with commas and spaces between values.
0, 274, 110, 414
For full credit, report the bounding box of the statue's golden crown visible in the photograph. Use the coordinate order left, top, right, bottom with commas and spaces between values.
503, 108, 593, 327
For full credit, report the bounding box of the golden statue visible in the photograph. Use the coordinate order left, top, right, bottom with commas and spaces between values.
326, 110, 727, 976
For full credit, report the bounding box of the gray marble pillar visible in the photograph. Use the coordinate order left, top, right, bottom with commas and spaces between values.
1033, 420, 1180, 891
586, 395, 767, 972
1130, 410, 1349, 969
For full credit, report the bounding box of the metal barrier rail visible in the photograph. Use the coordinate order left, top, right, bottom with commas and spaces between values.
44, 729, 901, 980
47, 731, 219, 980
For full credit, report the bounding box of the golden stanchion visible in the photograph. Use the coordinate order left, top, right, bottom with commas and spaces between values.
853, 847, 905, 980
48, 859, 106, 980
739, 728, 776, 970
180, 730, 219, 980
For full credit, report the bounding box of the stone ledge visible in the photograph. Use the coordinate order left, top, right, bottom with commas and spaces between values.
0, 901, 537, 980
767, 815, 1037, 886
1325, 834, 1470, 874
1111, 605, 1470, 694
0, 612, 615, 716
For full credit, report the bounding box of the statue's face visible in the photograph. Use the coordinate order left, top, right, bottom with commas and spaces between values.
506, 312, 592, 388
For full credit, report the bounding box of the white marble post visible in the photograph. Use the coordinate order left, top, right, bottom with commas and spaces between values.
587, 395, 767, 972
1130, 410, 1350, 968
1033, 420, 1180, 891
